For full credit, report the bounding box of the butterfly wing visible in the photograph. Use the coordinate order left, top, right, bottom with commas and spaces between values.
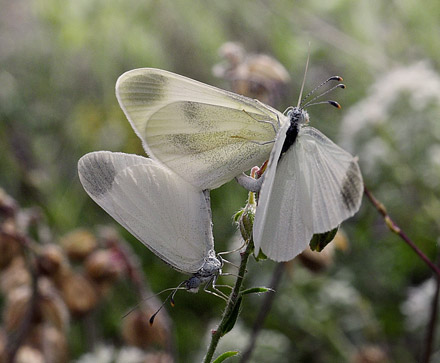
254, 126, 363, 262
253, 121, 314, 261
78, 151, 213, 273
116, 68, 286, 190
299, 127, 363, 233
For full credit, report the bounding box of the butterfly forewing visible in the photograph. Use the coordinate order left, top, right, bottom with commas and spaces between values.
253, 125, 363, 262
299, 127, 363, 233
116, 68, 286, 190
253, 124, 314, 261
78, 151, 213, 273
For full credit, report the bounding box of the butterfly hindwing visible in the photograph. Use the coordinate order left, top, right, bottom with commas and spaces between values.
78, 151, 213, 273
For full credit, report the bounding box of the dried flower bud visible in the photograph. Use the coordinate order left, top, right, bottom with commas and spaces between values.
0, 328, 6, 362
3, 285, 33, 332
0, 257, 30, 293
84, 249, 124, 283
0, 219, 22, 269
15, 345, 44, 363
26, 324, 68, 363
37, 244, 67, 278
3, 278, 69, 333
0, 188, 18, 217
350, 345, 389, 363
59, 228, 97, 261
142, 352, 174, 363
122, 308, 169, 349
213, 42, 290, 106
59, 271, 98, 316
299, 230, 350, 272
38, 278, 69, 331
298, 246, 334, 272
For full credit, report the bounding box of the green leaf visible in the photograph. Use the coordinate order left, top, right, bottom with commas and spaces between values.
212, 351, 239, 363
233, 209, 244, 223
221, 296, 242, 336
309, 226, 339, 252
253, 248, 267, 261
241, 287, 274, 296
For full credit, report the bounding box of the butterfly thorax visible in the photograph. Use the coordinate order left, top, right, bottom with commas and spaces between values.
185, 250, 222, 292
281, 107, 309, 155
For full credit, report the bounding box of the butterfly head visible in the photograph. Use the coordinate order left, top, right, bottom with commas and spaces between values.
286, 106, 310, 128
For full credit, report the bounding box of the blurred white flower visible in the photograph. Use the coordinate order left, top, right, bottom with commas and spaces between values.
341, 61, 440, 149
339, 61, 440, 185
401, 277, 437, 330
76, 345, 147, 363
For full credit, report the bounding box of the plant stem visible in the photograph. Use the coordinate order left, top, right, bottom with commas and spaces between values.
203, 241, 253, 363
240, 262, 285, 362
422, 257, 440, 363
363, 185, 440, 278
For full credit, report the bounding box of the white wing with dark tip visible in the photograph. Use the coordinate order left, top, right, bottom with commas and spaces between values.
116, 68, 288, 190
78, 151, 214, 273
254, 126, 363, 262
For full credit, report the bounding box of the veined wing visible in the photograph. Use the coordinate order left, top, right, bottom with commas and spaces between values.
297, 127, 363, 233
78, 151, 213, 273
253, 126, 363, 262
253, 123, 314, 261
116, 68, 287, 190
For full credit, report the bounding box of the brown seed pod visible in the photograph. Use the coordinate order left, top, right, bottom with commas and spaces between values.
298, 230, 350, 273
58, 271, 98, 316
142, 351, 174, 363
213, 42, 290, 107
36, 244, 68, 278
15, 345, 44, 363
38, 278, 69, 332
350, 345, 389, 363
122, 308, 170, 349
84, 249, 124, 284
0, 187, 18, 217
0, 256, 31, 294
59, 228, 97, 261
0, 328, 7, 363
3, 285, 32, 332
3, 278, 69, 333
26, 324, 68, 363
0, 218, 22, 270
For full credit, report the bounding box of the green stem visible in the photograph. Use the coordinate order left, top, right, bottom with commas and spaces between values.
203, 241, 253, 363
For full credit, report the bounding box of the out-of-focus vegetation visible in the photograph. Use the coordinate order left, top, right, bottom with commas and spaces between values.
1, 0, 440, 362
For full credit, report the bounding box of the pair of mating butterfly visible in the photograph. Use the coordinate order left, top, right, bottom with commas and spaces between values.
78, 66, 363, 297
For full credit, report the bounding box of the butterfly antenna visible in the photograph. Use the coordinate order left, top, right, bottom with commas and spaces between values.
122, 286, 182, 319
302, 82, 345, 109
149, 282, 186, 325
297, 44, 311, 108
300, 76, 344, 106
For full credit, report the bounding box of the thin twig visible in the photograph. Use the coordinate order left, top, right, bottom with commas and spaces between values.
363, 185, 440, 278
203, 241, 253, 363
240, 262, 286, 362
422, 257, 440, 363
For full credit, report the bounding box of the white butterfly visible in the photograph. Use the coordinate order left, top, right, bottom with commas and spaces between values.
77, 151, 222, 292
252, 103, 364, 262
115, 66, 363, 263
116, 68, 287, 190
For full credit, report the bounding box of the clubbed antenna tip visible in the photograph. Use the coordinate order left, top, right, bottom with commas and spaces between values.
328, 100, 341, 109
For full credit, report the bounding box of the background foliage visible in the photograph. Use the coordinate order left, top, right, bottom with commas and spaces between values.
1, 0, 440, 361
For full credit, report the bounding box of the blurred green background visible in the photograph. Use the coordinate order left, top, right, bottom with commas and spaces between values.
1, 0, 440, 362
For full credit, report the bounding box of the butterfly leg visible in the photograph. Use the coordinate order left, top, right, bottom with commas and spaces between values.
235, 173, 264, 192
